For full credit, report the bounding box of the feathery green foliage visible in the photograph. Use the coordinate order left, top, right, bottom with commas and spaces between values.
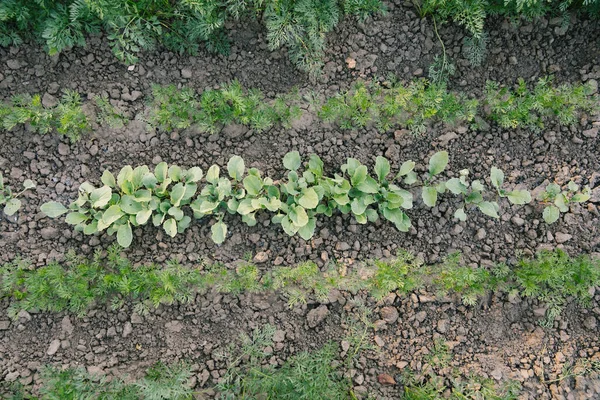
0, 0, 384, 75
484, 77, 599, 131
0, 90, 89, 142
148, 82, 301, 134
400, 372, 521, 399
3, 361, 192, 400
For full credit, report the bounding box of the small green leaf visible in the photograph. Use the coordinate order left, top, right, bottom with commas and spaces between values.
397, 160, 415, 177
211, 221, 227, 244
289, 205, 309, 227
23, 179, 36, 190
186, 167, 203, 182
506, 190, 531, 205
155, 162, 168, 182
478, 201, 499, 218
101, 170, 116, 188
543, 205, 560, 224
545, 183, 561, 196
117, 223, 133, 247
283, 151, 301, 171
41, 201, 68, 218
90, 186, 112, 208
177, 215, 192, 232
422, 186, 437, 207
308, 155, 323, 177
356, 177, 379, 194
572, 188, 591, 203
454, 208, 467, 221
3, 198, 21, 216
243, 175, 263, 196
168, 206, 184, 220
206, 165, 220, 184
554, 194, 569, 212
102, 205, 124, 225
298, 187, 319, 209
375, 156, 390, 182
117, 165, 133, 188
445, 178, 466, 195
567, 181, 579, 192
136, 209, 152, 225
65, 212, 88, 225
227, 155, 245, 180
490, 167, 504, 189
142, 173, 158, 188
163, 218, 177, 238
351, 165, 367, 186
168, 165, 182, 181
404, 171, 417, 185
170, 183, 186, 206
428, 151, 449, 176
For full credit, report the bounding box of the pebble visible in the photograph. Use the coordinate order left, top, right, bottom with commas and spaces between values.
555, 232, 572, 243
380, 307, 399, 324
415, 311, 427, 322
47, 339, 61, 356
306, 305, 329, 328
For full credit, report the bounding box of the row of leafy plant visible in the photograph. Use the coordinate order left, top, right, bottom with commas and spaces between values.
38, 151, 591, 247
0, 0, 384, 76
2, 77, 596, 142
2, 246, 598, 326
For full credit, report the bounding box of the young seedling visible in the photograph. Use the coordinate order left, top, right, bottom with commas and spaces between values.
420, 150, 449, 208
0, 173, 36, 216
538, 181, 591, 224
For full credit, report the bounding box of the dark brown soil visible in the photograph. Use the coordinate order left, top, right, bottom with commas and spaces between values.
1, 2, 599, 399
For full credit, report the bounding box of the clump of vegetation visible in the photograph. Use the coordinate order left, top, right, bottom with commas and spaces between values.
0, 90, 89, 142
538, 181, 591, 224
217, 324, 352, 399
93, 94, 127, 129
319, 79, 478, 134
148, 82, 302, 134
513, 249, 600, 326
0, 173, 35, 216
3, 361, 193, 399
0, 0, 384, 76
484, 77, 599, 131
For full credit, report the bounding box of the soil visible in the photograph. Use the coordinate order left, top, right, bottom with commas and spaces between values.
1, 1, 599, 398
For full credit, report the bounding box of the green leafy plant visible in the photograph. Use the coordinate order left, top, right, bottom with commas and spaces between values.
93, 94, 127, 128
484, 77, 599, 131
514, 249, 600, 326
0, 90, 89, 142
0, 173, 35, 216
538, 181, 591, 224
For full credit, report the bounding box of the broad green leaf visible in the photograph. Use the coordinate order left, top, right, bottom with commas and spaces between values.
356, 177, 379, 194
186, 167, 203, 182
136, 209, 152, 225
445, 178, 466, 194
397, 160, 415, 177
90, 186, 112, 208
490, 167, 504, 189
117, 223, 133, 247
543, 205, 560, 224
152, 213, 164, 226
101, 170, 116, 188
375, 156, 390, 182
177, 215, 192, 232
163, 218, 177, 238
23, 179, 36, 190
120, 195, 143, 214
237, 199, 255, 215
183, 183, 198, 201
41, 201, 68, 218
117, 165, 133, 188
3, 198, 21, 216
168, 207, 184, 220
211, 221, 227, 244
567, 181, 579, 192
382, 207, 411, 232
170, 183, 185, 206
206, 165, 220, 184
243, 175, 263, 196
545, 183, 561, 196
298, 188, 319, 209
142, 173, 158, 188
471, 180, 485, 192
227, 155, 245, 180
283, 151, 301, 171
168, 165, 182, 181
80, 181, 95, 193
83, 220, 98, 235
155, 162, 168, 182
242, 213, 257, 226
102, 205, 124, 225
454, 208, 467, 221
507, 190, 531, 205
308, 155, 323, 177
198, 200, 220, 214
478, 201, 499, 218
365, 208, 379, 222
65, 212, 88, 225
351, 165, 367, 186
351, 198, 368, 215
572, 188, 591, 202
133, 189, 152, 202
289, 205, 309, 227
404, 171, 417, 185
428, 151, 448, 176
422, 186, 437, 207
554, 193, 569, 212
297, 218, 316, 240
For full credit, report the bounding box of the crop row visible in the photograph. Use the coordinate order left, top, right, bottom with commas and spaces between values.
1, 77, 597, 143
36, 151, 590, 247
2, 248, 598, 327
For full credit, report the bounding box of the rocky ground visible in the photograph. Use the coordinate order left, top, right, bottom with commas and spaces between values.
1, 1, 599, 398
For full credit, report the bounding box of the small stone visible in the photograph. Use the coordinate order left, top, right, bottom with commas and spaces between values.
273, 330, 286, 342
582, 128, 598, 138
57, 143, 70, 156
5, 371, 19, 382
47, 339, 61, 356
165, 320, 184, 333
415, 311, 427, 322
345, 57, 356, 69
336, 242, 351, 251
130, 313, 143, 324
0, 320, 10, 330
491, 369, 503, 380
437, 319, 449, 333
377, 373, 396, 385
61, 316, 74, 335
380, 307, 399, 324
307, 305, 329, 328
41, 227, 58, 240
511, 216, 525, 226
106, 327, 117, 338
587, 79, 598, 94
374, 335, 385, 347
42, 93, 58, 108
341, 340, 350, 352
413, 68, 423, 76
475, 228, 486, 240
555, 232, 572, 244
583, 316, 596, 330
181, 68, 192, 78
253, 251, 269, 263
122, 322, 133, 338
